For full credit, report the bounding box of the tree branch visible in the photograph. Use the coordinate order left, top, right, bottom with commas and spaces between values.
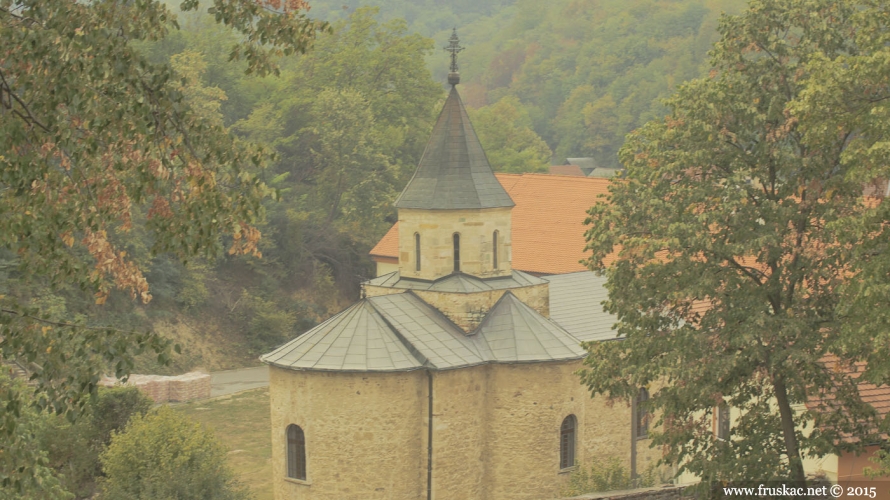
0, 308, 126, 333
0, 67, 51, 132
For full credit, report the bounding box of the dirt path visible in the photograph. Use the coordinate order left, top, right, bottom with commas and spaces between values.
210, 365, 269, 397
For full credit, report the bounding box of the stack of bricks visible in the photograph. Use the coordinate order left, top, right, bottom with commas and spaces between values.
167, 371, 212, 402
100, 371, 211, 403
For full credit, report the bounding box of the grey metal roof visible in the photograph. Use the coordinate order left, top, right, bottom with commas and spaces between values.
262, 290, 586, 373
394, 86, 515, 210
476, 293, 586, 362
545, 271, 622, 342
369, 292, 486, 369
260, 301, 425, 372
365, 270, 546, 293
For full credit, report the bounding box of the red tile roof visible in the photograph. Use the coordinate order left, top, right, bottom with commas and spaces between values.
369, 222, 399, 263
808, 357, 890, 421
371, 173, 613, 275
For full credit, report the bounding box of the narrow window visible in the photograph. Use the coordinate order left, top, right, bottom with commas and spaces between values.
716, 403, 730, 441
636, 388, 649, 439
453, 233, 461, 272
286, 424, 306, 480
560, 415, 576, 469
415, 233, 421, 272
492, 230, 499, 269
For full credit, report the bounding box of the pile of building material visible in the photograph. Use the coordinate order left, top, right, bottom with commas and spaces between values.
100, 371, 210, 403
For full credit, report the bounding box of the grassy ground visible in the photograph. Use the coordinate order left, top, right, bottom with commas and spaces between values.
175, 388, 273, 500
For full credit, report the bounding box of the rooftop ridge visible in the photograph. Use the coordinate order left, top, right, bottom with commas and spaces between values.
472, 291, 586, 362
366, 294, 434, 369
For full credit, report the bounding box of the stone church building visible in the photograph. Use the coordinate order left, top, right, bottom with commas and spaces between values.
261, 62, 658, 499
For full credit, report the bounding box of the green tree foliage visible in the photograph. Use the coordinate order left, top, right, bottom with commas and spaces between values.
169, 51, 229, 127
581, 0, 887, 488
0, 0, 325, 491
446, 0, 747, 167
178, 8, 445, 355
560, 458, 665, 496
234, 7, 442, 293
468, 96, 551, 173
304, 0, 513, 38
88, 386, 154, 447
37, 386, 152, 498
303, 88, 398, 245
788, 0, 890, 476
100, 406, 250, 500
0, 374, 71, 500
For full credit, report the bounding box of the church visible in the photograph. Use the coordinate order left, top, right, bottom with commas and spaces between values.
260, 36, 660, 500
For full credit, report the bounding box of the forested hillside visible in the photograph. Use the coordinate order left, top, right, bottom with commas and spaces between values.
452, 0, 747, 167
309, 0, 747, 167
7, 0, 748, 373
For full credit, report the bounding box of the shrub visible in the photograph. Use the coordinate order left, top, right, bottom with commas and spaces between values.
560, 457, 669, 497
100, 406, 250, 500
90, 386, 153, 447
0, 373, 72, 500
37, 386, 152, 498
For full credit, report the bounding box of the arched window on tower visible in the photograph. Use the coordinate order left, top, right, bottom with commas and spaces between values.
453, 233, 461, 272
560, 415, 576, 469
492, 230, 499, 269
636, 388, 649, 439
415, 232, 421, 272
286, 424, 306, 480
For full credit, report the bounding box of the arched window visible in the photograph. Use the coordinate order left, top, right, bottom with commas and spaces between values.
636, 388, 649, 439
716, 403, 730, 441
560, 415, 576, 469
453, 233, 461, 272
286, 424, 306, 480
492, 230, 499, 269
414, 233, 421, 272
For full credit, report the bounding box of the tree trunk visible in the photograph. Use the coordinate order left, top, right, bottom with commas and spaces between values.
773, 375, 807, 488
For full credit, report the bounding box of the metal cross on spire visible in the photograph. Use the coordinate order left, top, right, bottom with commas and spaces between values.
445, 28, 463, 85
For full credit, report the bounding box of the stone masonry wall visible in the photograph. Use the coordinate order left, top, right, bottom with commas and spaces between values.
484, 361, 635, 499
398, 207, 512, 280
413, 281, 549, 332
429, 366, 489, 498
269, 367, 426, 500
430, 361, 640, 499
362, 282, 549, 332
268, 361, 648, 500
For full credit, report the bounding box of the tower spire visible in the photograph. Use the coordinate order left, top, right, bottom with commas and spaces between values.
445, 28, 463, 86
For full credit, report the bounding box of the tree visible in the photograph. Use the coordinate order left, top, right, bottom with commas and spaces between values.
0, 374, 71, 500
234, 7, 442, 292
788, 0, 890, 476
36, 386, 153, 498
580, 0, 886, 489
169, 50, 229, 128
100, 406, 249, 500
468, 95, 551, 173
303, 88, 399, 245
0, 0, 325, 492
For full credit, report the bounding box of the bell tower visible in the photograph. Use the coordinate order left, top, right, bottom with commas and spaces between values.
394, 30, 514, 281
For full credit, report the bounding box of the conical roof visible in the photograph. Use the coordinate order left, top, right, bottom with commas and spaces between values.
394, 86, 514, 210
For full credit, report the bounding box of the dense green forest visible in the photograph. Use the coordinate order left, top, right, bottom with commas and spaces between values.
5, 0, 748, 374
308, 0, 747, 167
